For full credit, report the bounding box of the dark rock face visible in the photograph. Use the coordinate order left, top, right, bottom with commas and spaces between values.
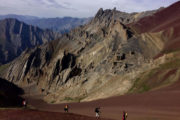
0, 78, 24, 107
24, 48, 42, 75
0, 18, 60, 64
61, 52, 76, 71
95, 8, 104, 18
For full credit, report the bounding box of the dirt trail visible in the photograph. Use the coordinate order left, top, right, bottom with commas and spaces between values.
26, 81, 180, 120
0, 109, 112, 120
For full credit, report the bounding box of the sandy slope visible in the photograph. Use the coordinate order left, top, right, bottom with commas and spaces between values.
0, 109, 113, 120
26, 80, 180, 120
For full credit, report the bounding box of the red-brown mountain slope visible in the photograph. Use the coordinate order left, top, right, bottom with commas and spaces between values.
131, 1, 180, 53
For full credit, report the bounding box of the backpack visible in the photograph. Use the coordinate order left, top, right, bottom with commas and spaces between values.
95, 108, 99, 113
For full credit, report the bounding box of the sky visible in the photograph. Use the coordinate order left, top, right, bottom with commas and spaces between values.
0, 0, 179, 18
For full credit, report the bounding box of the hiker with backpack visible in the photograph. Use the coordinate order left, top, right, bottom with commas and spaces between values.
64, 104, 69, 113
95, 107, 101, 119
22, 99, 27, 108
122, 111, 128, 120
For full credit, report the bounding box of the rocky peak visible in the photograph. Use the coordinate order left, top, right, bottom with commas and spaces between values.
91, 7, 160, 26
95, 8, 104, 18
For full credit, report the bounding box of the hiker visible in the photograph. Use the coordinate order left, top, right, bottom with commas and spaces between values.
122, 111, 128, 120
125, 112, 128, 119
22, 99, 27, 108
64, 104, 69, 113
95, 107, 100, 119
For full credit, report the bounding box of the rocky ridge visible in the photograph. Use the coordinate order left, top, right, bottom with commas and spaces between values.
0, 3, 178, 103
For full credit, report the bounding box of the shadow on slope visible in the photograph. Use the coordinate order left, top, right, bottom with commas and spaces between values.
0, 78, 24, 107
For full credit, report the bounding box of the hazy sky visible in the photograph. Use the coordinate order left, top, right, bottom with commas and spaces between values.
0, 0, 179, 18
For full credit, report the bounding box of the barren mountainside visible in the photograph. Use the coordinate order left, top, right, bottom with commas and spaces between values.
0, 1, 180, 104
0, 18, 60, 64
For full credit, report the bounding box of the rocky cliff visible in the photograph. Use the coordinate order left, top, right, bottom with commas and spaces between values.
0, 15, 91, 34
0, 18, 60, 64
1, 1, 180, 103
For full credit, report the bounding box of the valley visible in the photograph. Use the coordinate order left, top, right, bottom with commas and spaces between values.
0, 1, 180, 120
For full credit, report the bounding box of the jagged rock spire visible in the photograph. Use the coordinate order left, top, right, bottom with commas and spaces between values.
95, 8, 104, 18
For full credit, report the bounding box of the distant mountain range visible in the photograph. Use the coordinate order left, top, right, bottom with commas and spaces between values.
0, 14, 91, 33
0, 18, 60, 64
